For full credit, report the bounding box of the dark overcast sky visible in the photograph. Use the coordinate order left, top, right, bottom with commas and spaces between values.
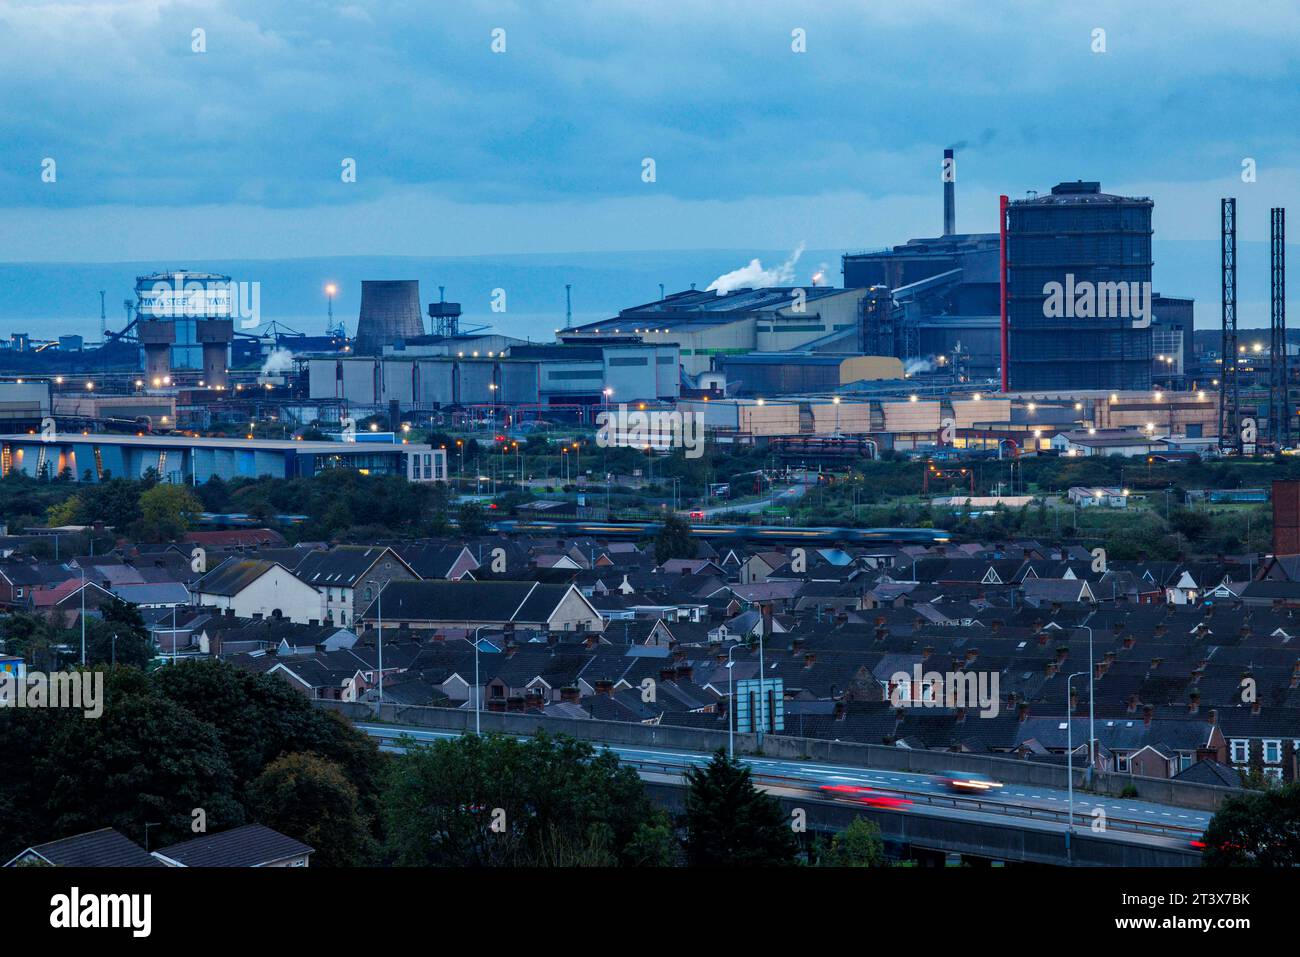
2, 0, 1298, 260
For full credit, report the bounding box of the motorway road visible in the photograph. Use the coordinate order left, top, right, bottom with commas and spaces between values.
357, 723, 1211, 850
697, 475, 813, 517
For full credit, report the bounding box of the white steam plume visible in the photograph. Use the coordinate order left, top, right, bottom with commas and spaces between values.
706, 242, 806, 295
260, 347, 295, 375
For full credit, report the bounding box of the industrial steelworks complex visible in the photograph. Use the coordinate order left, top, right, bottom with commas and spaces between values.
0, 148, 1291, 471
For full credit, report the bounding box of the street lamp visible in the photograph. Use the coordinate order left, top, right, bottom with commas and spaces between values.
756, 607, 769, 750
472, 624, 489, 735
727, 643, 740, 758
1066, 670, 1088, 864
1081, 626, 1095, 781
80, 566, 86, 665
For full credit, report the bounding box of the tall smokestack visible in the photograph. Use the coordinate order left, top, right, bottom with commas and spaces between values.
943, 148, 956, 236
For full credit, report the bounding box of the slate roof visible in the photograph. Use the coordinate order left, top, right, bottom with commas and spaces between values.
360, 579, 589, 627
153, 824, 312, 867
294, 546, 407, 588
8, 828, 163, 868
192, 558, 280, 596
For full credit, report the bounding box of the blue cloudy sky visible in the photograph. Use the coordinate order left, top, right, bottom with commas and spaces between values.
1, 0, 1298, 262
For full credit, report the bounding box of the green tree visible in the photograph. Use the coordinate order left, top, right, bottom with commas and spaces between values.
1169, 507, 1211, 541
1202, 782, 1300, 866
654, 512, 698, 564
0, 613, 63, 671
81, 478, 144, 529
46, 495, 82, 527
41, 688, 245, 849
149, 659, 385, 816
457, 501, 489, 536
249, 752, 376, 867
86, 599, 155, 669
322, 498, 354, 534
816, 817, 886, 867
382, 731, 667, 867
135, 483, 202, 541
682, 751, 799, 867
426, 481, 453, 535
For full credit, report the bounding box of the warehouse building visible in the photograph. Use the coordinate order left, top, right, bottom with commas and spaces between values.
717, 354, 904, 396
308, 341, 679, 413
0, 434, 445, 484
558, 286, 868, 378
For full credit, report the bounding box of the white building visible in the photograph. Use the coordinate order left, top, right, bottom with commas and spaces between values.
191, 558, 323, 625
1067, 486, 1130, 508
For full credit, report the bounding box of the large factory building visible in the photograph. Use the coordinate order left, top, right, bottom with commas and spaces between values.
1006, 181, 1154, 391
134, 270, 237, 374
559, 286, 868, 378
0, 434, 445, 485
309, 341, 679, 413
840, 155, 1191, 393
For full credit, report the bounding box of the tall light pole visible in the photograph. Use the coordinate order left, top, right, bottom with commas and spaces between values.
727, 643, 739, 758
79, 566, 86, 666
366, 579, 388, 705
1082, 625, 1095, 781
473, 624, 488, 735
1066, 670, 1087, 865
756, 606, 768, 750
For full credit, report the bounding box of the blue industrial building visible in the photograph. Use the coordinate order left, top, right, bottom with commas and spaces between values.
0, 434, 445, 484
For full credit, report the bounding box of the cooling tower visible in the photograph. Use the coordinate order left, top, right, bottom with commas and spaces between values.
355, 280, 425, 355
